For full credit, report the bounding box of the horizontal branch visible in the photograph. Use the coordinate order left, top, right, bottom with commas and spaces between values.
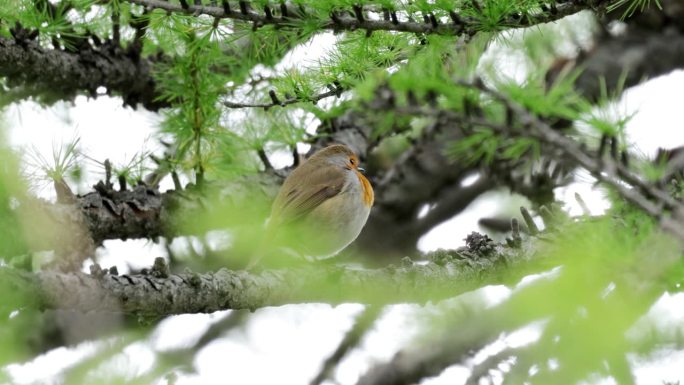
0, 35, 166, 110
2, 233, 547, 316
22, 173, 282, 247
223, 87, 342, 109
125, 0, 608, 37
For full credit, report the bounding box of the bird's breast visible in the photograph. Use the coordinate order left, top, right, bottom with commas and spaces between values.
354, 170, 374, 207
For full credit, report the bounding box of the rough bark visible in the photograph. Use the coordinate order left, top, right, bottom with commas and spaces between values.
23, 173, 281, 248
0, 232, 547, 317
124, 0, 610, 37
0, 35, 166, 110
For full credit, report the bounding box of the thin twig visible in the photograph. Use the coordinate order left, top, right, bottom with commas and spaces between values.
310, 306, 383, 385
224, 88, 341, 109
257, 148, 273, 171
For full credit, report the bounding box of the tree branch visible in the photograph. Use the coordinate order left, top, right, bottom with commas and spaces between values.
338, 87, 571, 257
224, 87, 342, 109
24, 173, 282, 246
124, 0, 610, 37
354, 296, 534, 385
1, 231, 549, 316
310, 305, 383, 385
454, 79, 684, 242
0, 35, 166, 110
548, 0, 684, 101
562, 30, 684, 101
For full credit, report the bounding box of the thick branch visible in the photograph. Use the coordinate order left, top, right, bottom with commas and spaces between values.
125, 0, 609, 37
549, 0, 684, 100
0, 36, 166, 110
1, 234, 546, 316
571, 30, 684, 101
27, 173, 281, 246
32, 184, 168, 245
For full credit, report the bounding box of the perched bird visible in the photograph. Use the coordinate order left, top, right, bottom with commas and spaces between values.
257, 144, 374, 265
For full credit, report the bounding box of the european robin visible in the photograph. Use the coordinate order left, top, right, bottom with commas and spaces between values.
261, 144, 374, 261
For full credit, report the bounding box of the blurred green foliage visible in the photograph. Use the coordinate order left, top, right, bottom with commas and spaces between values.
419, 208, 684, 384
0, 126, 38, 368
0, 128, 28, 260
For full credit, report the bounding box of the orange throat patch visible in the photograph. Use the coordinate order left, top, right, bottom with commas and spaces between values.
355, 171, 374, 207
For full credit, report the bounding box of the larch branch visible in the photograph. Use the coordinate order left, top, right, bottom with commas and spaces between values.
0, 36, 166, 110
1, 233, 546, 316
124, 0, 610, 37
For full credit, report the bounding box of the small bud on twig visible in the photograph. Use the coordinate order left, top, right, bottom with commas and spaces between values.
269, 89, 281, 106
520, 206, 539, 235
239, 1, 248, 15
598, 134, 609, 158
539, 205, 555, 228
353, 4, 364, 22
429, 13, 438, 28
511, 218, 521, 238
151, 257, 170, 278
449, 10, 462, 24
105, 159, 113, 188
574, 192, 591, 216
621, 150, 630, 168
89, 263, 105, 278
610, 136, 618, 160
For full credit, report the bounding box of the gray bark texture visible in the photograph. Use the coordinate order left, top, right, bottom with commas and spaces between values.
124, 0, 609, 37
0, 34, 165, 110
1, 232, 546, 316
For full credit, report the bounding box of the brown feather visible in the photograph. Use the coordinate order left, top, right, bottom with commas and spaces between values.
271, 159, 347, 225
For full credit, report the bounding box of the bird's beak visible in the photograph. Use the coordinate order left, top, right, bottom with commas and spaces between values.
357, 167, 366, 173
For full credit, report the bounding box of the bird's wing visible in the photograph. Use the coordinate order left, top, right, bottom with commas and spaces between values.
271, 164, 346, 225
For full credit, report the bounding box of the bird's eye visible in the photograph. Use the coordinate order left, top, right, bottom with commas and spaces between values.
349, 158, 356, 165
